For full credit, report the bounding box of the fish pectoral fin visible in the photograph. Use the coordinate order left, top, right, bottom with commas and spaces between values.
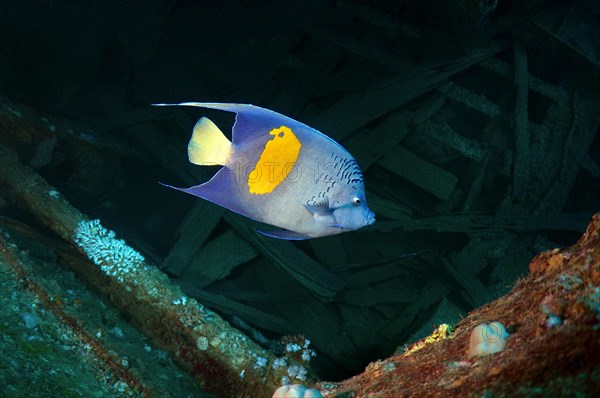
304, 199, 331, 217
305, 200, 339, 227
257, 229, 313, 240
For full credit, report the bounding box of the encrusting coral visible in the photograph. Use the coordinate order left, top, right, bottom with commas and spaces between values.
317, 214, 600, 397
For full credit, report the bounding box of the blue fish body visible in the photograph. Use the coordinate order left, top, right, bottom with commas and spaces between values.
157, 102, 375, 240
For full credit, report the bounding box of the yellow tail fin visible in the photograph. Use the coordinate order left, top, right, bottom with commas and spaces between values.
187, 117, 232, 166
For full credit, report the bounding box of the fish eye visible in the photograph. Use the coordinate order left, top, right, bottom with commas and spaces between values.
352, 197, 361, 206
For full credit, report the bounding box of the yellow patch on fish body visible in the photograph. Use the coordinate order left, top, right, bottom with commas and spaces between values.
248, 126, 301, 194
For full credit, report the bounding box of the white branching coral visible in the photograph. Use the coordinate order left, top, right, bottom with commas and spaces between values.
74, 219, 144, 282
286, 364, 307, 381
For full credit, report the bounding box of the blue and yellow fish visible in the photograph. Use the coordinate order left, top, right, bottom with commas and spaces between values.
157, 102, 375, 240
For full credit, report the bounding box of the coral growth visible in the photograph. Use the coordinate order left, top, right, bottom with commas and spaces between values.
74, 219, 145, 282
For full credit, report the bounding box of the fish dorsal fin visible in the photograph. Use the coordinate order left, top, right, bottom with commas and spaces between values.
154, 102, 306, 145
187, 117, 232, 166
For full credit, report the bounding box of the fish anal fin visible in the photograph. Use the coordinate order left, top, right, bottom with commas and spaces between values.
257, 229, 313, 240
160, 167, 251, 219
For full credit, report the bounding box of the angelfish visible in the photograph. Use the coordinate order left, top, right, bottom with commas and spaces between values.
156, 102, 375, 240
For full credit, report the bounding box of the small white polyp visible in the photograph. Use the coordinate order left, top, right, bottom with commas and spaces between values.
272, 384, 322, 398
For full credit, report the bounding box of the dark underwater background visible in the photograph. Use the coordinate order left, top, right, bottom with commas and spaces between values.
0, 0, 599, 394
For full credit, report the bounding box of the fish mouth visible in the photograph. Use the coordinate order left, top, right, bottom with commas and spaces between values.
365, 210, 376, 225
